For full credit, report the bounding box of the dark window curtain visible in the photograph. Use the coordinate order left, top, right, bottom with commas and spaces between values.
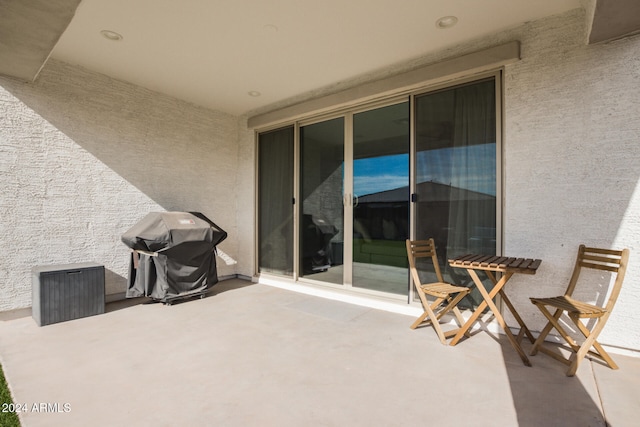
446, 80, 496, 258
414, 78, 497, 299
258, 127, 294, 275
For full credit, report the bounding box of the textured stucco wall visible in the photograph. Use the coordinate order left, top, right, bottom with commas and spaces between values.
236, 115, 255, 279
0, 60, 242, 311
501, 11, 640, 350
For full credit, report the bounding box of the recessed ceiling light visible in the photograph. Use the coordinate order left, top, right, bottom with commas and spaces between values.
248, 91, 261, 97
435, 16, 458, 29
100, 30, 123, 41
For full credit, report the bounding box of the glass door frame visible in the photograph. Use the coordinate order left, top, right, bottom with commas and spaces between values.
295, 97, 410, 300
296, 111, 349, 290
255, 71, 502, 306
350, 99, 411, 296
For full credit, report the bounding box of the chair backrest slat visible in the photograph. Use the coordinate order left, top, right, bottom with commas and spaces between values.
583, 246, 624, 256
565, 244, 630, 312
580, 248, 625, 273
580, 262, 620, 273
406, 239, 444, 284
413, 249, 435, 258
582, 253, 623, 262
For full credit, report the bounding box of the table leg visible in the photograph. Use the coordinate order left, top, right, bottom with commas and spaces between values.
449, 270, 509, 346
468, 269, 531, 366
498, 290, 535, 343
449, 301, 487, 345
449, 294, 489, 346
485, 271, 534, 343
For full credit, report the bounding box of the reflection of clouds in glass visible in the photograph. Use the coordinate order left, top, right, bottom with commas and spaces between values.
355, 174, 408, 196
416, 144, 496, 196
354, 153, 408, 196
352, 144, 496, 197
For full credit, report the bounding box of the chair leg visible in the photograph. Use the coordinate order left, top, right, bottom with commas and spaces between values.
567, 318, 597, 377
429, 292, 470, 338
446, 292, 473, 337
530, 306, 562, 356
424, 302, 448, 345
412, 294, 466, 345
411, 293, 445, 327
531, 305, 581, 364
436, 293, 466, 322
429, 297, 449, 321
410, 312, 430, 330
567, 315, 618, 376
532, 304, 618, 377
411, 289, 439, 329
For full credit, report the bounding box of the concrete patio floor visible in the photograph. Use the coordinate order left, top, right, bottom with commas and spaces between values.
1, 278, 639, 427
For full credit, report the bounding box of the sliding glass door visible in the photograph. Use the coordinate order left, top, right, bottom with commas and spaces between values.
257, 75, 499, 304
352, 102, 410, 294
299, 117, 345, 285
297, 103, 410, 293
257, 126, 295, 275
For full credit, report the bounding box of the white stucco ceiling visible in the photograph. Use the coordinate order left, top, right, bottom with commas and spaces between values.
45, 1, 587, 115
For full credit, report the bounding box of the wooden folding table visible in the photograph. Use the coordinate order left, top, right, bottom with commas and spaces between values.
448, 254, 542, 366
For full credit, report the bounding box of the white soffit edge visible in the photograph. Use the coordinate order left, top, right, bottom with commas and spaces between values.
248, 41, 520, 129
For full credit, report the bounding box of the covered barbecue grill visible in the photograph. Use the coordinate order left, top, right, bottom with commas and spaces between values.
121, 211, 227, 303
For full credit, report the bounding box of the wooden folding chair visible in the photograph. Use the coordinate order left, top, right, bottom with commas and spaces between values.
406, 239, 470, 345
530, 245, 630, 376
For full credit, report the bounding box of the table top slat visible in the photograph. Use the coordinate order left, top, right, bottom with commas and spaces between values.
500, 257, 517, 268
489, 257, 509, 268
449, 254, 475, 264
508, 258, 525, 268
450, 256, 482, 266
518, 259, 533, 269
470, 255, 493, 266
462, 254, 486, 266
448, 254, 542, 274
479, 256, 501, 267
529, 259, 542, 270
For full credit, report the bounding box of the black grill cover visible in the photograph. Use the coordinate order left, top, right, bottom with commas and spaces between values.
122, 212, 227, 302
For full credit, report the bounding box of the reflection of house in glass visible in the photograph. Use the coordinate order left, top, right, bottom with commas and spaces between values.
354, 180, 496, 269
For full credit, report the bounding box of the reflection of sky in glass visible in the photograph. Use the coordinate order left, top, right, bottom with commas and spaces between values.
417, 144, 496, 196
353, 144, 496, 197
354, 153, 408, 196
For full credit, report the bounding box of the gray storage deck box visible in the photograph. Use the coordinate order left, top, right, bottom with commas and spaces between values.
32, 262, 105, 326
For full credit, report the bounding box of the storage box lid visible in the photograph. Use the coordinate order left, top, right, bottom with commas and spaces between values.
32, 262, 103, 275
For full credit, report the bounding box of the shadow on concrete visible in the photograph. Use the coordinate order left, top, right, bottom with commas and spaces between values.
2, 281, 637, 426
105, 277, 256, 312
503, 338, 607, 426
447, 308, 607, 424
502, 256, 632, 426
